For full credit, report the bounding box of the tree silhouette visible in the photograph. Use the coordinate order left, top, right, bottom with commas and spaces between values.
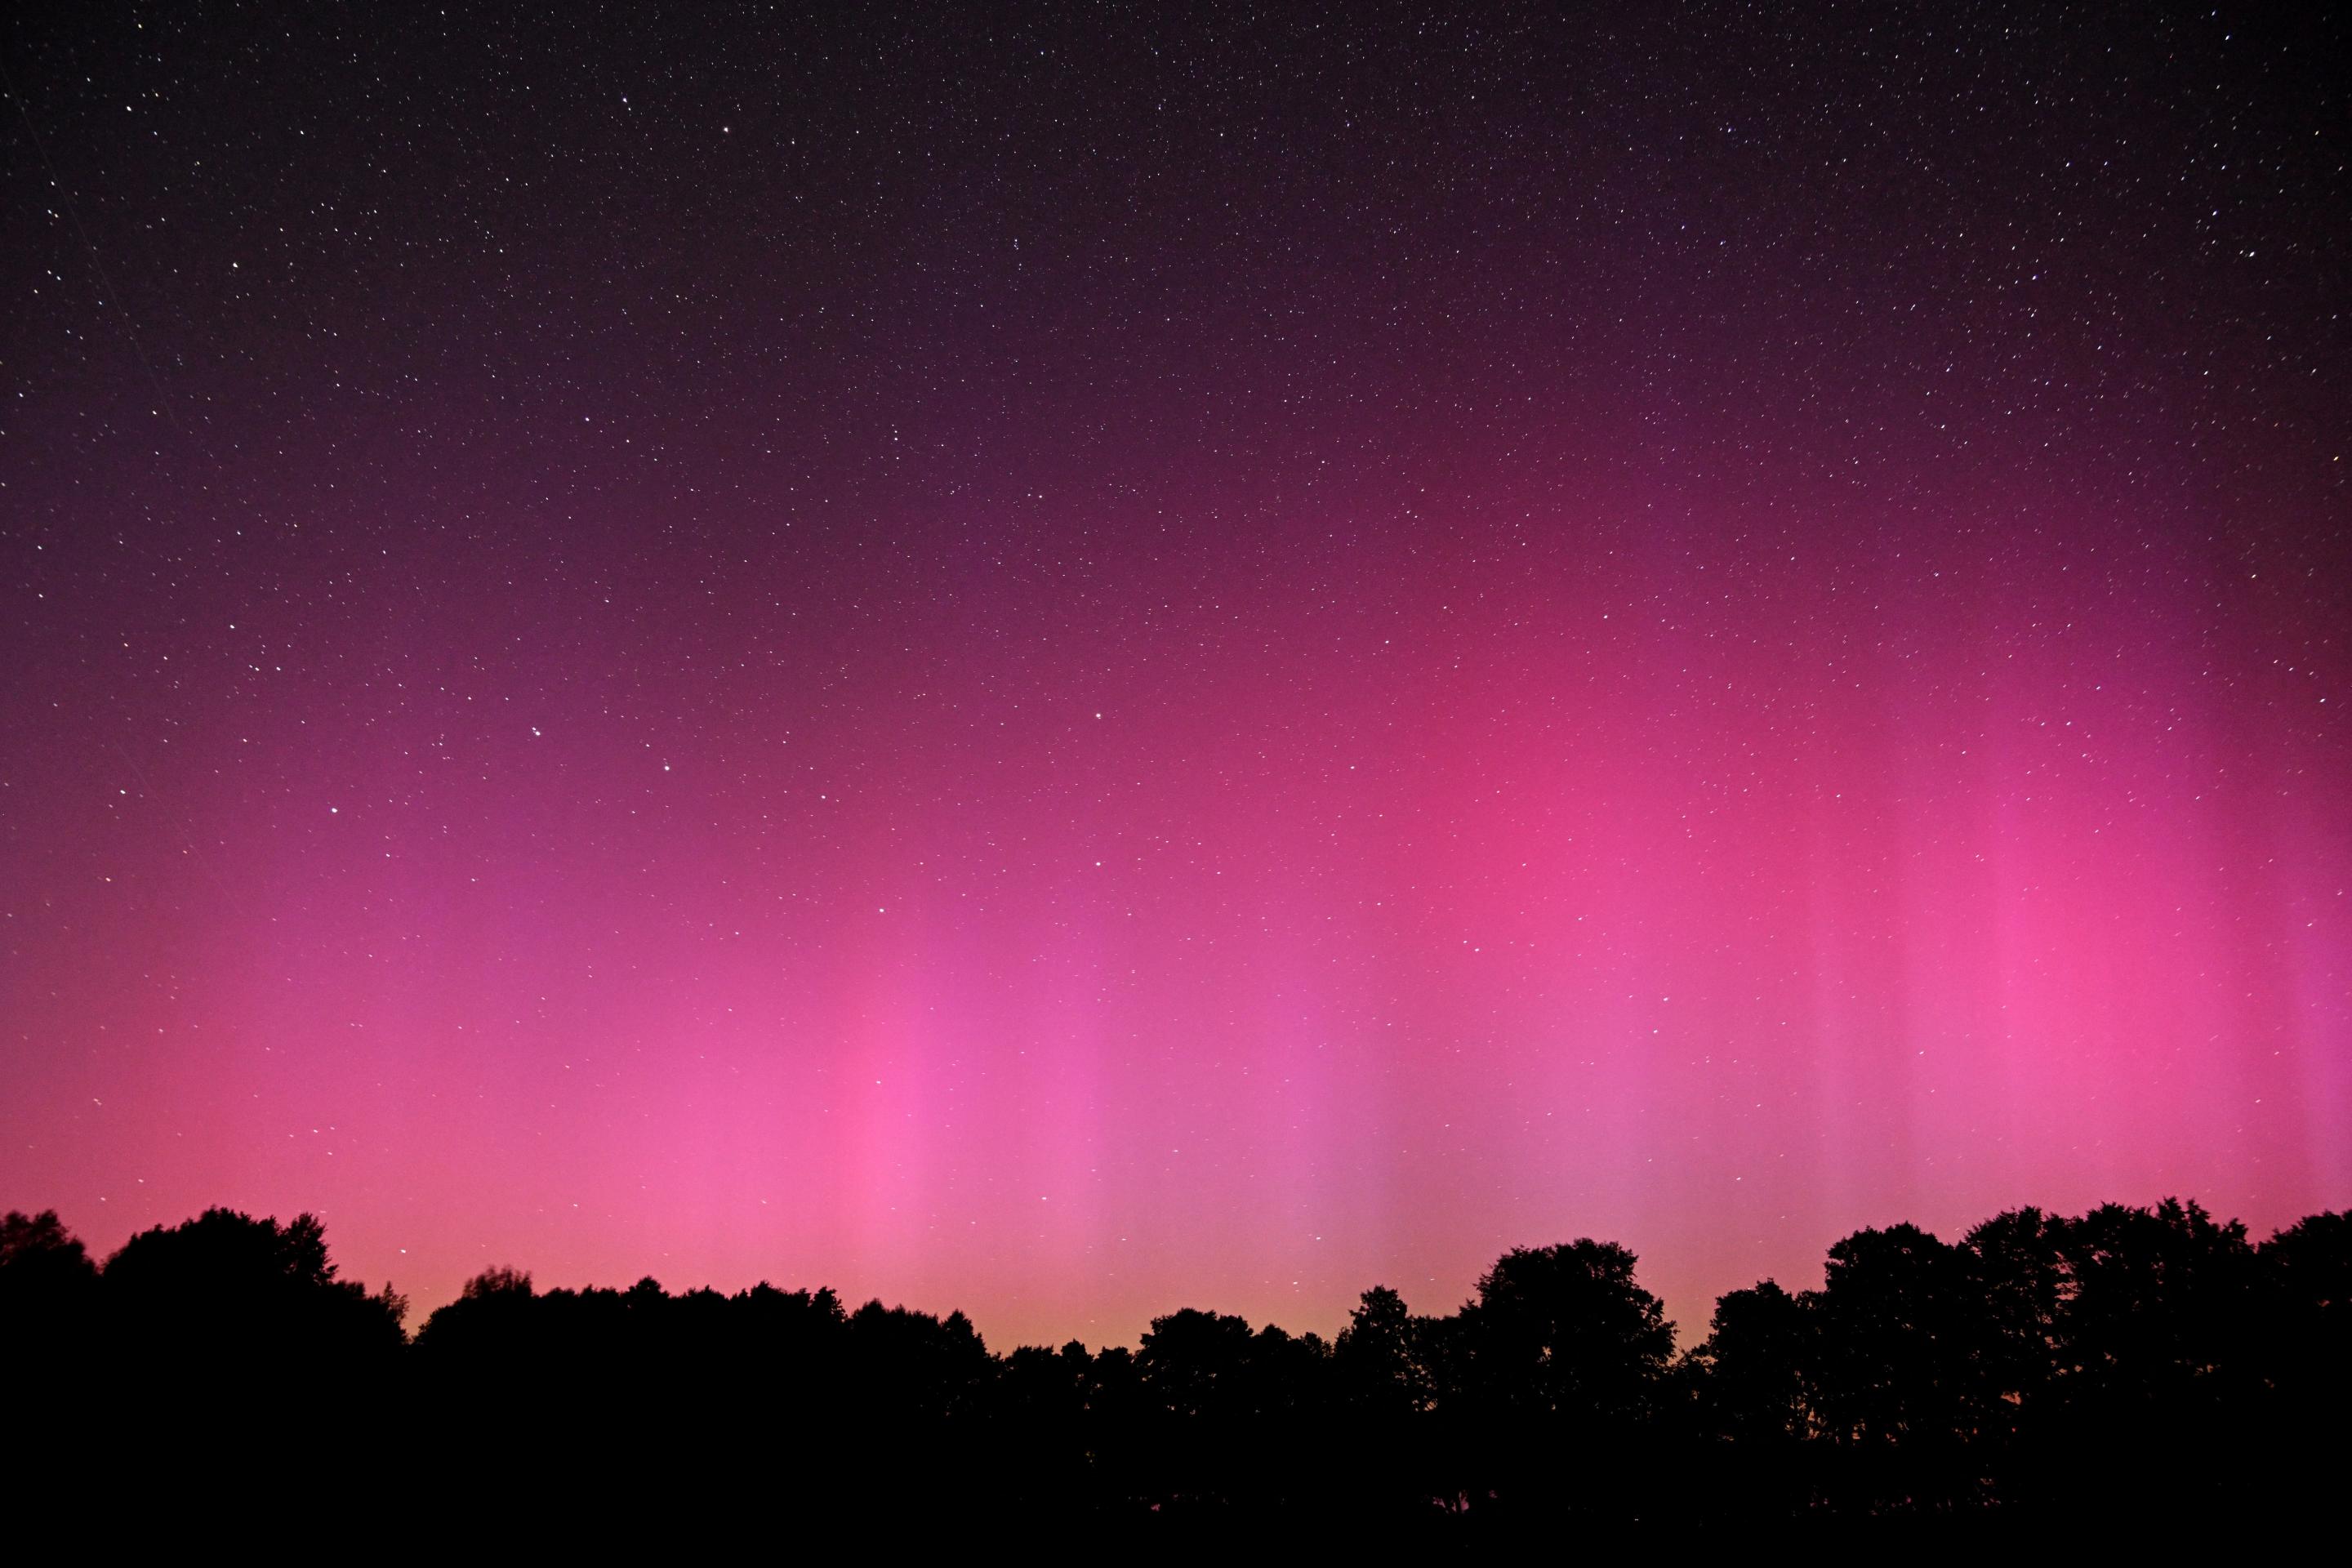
2265, 1209, 2352, 1381
1334, 1285, 1429, 1414
1443, 1239, 1675, 1522
1797, 1223, 1985, 1511
1459, 1240, 1673, 1421
1959, 1206, 2066, 1414
103, 1206, 408, 1373
0, 1209, 100, 1418
1690, 1278, 1809, 1445
2261, 1209, 2352, 1516
1802, 1224, 1976, 1459
1, 1209, 98, 1324
2041, 1198, 2267, 1520
7, 1194, 2341, 1539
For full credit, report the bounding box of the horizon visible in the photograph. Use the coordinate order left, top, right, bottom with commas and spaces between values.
19, 1187, 2319, 1354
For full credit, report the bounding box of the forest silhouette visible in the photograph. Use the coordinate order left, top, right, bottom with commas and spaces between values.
4, 1197, 2343, 1539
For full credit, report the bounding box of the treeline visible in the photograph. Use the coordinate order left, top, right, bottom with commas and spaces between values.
3, 1198, 2345, 1539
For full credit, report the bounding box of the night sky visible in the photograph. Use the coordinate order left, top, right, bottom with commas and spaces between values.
4, 2, 2345, 1350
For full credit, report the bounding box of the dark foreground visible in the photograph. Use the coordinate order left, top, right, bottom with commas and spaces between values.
4, 1199, 2344, 1542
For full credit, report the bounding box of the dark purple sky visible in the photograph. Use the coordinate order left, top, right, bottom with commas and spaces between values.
3, 2, 2345, 1348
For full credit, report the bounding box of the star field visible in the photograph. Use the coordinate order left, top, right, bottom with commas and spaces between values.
2, 2, 2346, 1347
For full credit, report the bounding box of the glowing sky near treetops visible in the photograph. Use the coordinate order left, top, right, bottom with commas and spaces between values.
2, 5, 2346, 1349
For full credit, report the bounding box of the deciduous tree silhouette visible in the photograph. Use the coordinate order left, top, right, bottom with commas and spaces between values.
103, 1206, 408, 1374
9, 1195, 2342, 1540
0, 1209, 100, 1415
2046, 1198, 2267, 1518
1690, 1278, 1808, 1444
1, 1209, 98, 1324
1334, 1285, 1429, 1414
1798, 1223, 1983, 1510
1449, 1239, 1675, 1521
1465, 1241, 1673, 1412
2266, 1208, 2352, 1385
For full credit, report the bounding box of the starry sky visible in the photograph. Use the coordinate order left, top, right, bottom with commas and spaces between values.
3, 2, 2346, 1349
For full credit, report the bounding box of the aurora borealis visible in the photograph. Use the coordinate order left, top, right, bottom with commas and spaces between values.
2, 2, 2345, 1349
